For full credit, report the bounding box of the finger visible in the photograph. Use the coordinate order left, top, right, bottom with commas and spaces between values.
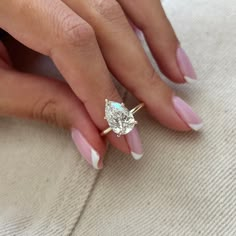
117, 0, 197, 84
0, 61, 106, 169
0, 0, 131, 154
0, 40, 11, 68
62, 0, 202, 131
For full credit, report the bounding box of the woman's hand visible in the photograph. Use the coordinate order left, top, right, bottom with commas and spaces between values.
0, 0, 202, 169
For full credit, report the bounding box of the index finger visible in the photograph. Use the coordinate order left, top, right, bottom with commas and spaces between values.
0, 0, 133, 154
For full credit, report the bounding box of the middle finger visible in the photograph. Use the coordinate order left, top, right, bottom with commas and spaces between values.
63, 0, 202, 131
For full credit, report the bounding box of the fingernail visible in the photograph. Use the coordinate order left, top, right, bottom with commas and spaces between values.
134, 27, 143, 40
129, 21, 143, 40
126, 127, 143, 160
71, 129, 103, 169
176, 47, 197, 83
172, 96, 203, 131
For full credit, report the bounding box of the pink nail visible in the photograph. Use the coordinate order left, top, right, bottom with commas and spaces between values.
176, 47, 197, 83
134, 27, 143, 40
129, 20, 143, 40
71, 129, 103, 169
172, 96, 203, 131
126, 127, 143, 160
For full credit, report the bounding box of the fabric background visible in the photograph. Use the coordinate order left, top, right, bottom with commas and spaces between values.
0, 0, 235, 235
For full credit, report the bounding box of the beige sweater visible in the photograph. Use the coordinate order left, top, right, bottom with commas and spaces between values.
0, 0, 235, 235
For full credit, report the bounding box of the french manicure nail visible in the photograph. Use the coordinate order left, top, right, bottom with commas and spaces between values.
71, 129, 103, 169
172, 96, 203, 131
176, 47, 197, 83
126, 127, 143, 160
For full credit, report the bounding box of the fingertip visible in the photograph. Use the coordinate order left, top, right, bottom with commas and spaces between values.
172, 96, 203, 131
143, 83, 199, 132
176, 47, 197, 83
126, 127, 144, 160
71, 128, 106, 170
147, 103, 191, 132
149, 42, 198, 84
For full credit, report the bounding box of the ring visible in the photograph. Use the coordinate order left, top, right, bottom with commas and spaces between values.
101, 99, 144, 137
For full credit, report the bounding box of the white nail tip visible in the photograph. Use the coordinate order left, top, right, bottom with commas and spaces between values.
189, 123, 203, 131
91, 149, 101, 170
131, 152, 143, 160
184, 76, 197, 84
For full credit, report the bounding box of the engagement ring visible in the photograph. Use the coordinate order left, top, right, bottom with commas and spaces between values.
101, 99, 144, 137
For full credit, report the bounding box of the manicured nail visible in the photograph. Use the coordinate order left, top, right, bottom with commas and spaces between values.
134, 27, 143, 40
176, 47, 197, 83
129, 21, 143, 40
172, 96, 203, 131
126, 127, 143, 160
71, 129, 103, 169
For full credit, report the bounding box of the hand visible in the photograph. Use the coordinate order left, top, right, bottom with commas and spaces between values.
0, 0, 202, 169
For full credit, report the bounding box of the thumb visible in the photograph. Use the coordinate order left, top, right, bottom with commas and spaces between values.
0, 66, 106, 169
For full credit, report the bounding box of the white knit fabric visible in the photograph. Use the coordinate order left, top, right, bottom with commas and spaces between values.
0, 0, 235, 235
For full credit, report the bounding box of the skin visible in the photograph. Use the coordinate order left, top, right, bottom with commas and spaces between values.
0, 0, 191, 159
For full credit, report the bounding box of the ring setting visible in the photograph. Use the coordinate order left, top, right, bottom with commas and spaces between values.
101, 99, 144, 137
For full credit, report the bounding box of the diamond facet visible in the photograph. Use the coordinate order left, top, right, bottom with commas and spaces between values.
105, 100, 136, 136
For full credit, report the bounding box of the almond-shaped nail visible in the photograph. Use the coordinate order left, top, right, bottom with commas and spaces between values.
176, 47, 197, 83
126, 127, 143, 160
71, 129, 103, 169
172, 96, 203, 131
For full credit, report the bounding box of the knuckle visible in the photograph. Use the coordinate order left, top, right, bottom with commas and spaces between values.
60, 14, 95, 47
32, 98, 60, 126
93, 0, 124, 22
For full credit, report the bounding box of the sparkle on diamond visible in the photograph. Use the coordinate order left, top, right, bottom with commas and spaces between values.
105, 100, 136, 136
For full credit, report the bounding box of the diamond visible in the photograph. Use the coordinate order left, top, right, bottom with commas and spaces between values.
105, 100, 137, 136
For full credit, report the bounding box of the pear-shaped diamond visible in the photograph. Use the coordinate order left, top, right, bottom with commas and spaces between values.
105, 100, 136, 136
